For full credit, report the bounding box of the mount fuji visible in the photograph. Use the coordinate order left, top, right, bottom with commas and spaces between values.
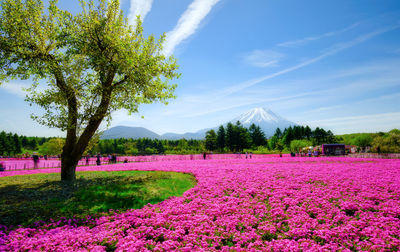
102, 108, 297, 139
230, 107, 297, 137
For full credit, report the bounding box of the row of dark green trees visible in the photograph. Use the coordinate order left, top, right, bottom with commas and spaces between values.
0, 130, 205, 156
204, 122, 337, 152
93, 138, 204, 155
0, 131, 50, 156
269, 125, 336, 150
205, 122, 266, 152
2, 127, 399, 156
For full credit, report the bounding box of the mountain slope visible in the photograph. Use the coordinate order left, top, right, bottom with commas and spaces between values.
230, 107, 296, 136
101, 126, 160, 139
102, 108, 297, 139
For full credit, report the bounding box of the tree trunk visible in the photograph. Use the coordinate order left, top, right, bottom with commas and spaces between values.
60, 130, 99, 181
61, 139, 79, 181
61, 120, 78, 181
61, 153, 80, 181
58, 70, 114, 181
60, 99, 112, 181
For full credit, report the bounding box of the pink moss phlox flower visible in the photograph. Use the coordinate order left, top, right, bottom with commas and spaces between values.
1, 156, 400, 251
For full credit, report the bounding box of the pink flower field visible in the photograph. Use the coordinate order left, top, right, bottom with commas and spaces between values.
0, 154, 280, 170
1, 156, 400, 251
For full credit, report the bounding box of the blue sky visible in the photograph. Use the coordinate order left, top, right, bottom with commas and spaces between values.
0, 0, 400, 137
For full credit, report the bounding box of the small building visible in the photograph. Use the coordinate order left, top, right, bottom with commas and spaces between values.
322, 144, 346, 156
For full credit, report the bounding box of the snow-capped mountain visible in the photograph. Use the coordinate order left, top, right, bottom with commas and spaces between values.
230, 107, 296, 136
102, 107, 297, 139
233, 107, 283, 124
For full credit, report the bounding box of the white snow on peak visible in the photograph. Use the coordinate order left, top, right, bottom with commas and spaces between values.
236, 107, 281, 124
227, 107, 297, 136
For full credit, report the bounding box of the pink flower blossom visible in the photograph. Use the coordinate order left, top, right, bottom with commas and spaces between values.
1, 156, 399, 251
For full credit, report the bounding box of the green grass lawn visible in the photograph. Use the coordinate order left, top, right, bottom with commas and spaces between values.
0, 170, 196, 228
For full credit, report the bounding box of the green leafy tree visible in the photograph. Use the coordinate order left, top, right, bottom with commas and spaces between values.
225, 122, 235, 152
235, 121, 250, 151
113, 139, 118, 153
304, 126, 312, 140
312, 127, 327, 145
268, 135, 278, 150
13, 133, 22, 154
5, 133, 14, 155
177, 139, 188, 151
351, 134, 373, 151
205, 129, 217, 151
38, 137, 47, 146
123, 142, 138, 155
156, 141, 165, 154
216, 125, 225, 152
83, 131, 101, 155
283, 126, 294, 147
0, 131, 6, 155
293, 126, 302, 140
39, 138, 65, 155
274, 128, 282, 138
249, 123, 266, 147
276, 140, 284, 152
0, 0, 180, 180
325, 130, 336, 144
290, 139, 312, 152
21, 136, 29, 149
144, 147, 157, 155
372, 129, 400, 153
386, 129, 400, 153
28, 138, 38, 150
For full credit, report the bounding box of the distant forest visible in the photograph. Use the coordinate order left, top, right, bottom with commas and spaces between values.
0, 131, 50, 156
1, 124, 399, 156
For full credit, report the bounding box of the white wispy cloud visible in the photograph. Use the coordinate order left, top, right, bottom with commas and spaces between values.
162, 0, 221, 57
179, 91, 316, 118
128, 0, 154, 26
242, 50, 285, 68
222, 25, 400, 97
278, 22, 360, 47
0, 82, 30, 98
304, 112, 400, 133
166, 55, 400, 120
305, 92, 400, 114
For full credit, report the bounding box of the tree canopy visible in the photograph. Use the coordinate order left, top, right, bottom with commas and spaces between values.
39, 138, 65, 155
0, 0, 180, 180
216, 125, 225, 151
249, 123, 266, 147
205, 129, 217, 151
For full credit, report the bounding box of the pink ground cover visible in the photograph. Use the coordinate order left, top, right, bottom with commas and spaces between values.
0, 154, 280, 170
1, 157, 400, 251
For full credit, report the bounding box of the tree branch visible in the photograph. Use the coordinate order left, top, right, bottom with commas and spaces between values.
73, 85, 112, 156
112, 75, 127, 88
73, 67, 115, 157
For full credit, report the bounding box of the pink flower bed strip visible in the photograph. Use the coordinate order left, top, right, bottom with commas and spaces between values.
0, 154, 282, 171
1, 157, 400, 251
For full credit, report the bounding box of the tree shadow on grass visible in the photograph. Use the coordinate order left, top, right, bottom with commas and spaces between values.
0, 172, 189, 229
